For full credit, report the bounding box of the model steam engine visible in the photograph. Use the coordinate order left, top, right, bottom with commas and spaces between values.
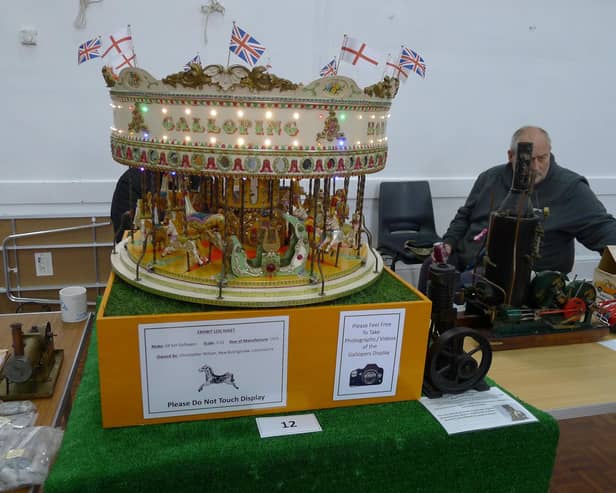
423, 141, 614, 395
423, 261, 492, 397
463, 142, 612, 339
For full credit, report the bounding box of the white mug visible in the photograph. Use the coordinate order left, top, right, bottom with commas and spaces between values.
59, 286, 88, 323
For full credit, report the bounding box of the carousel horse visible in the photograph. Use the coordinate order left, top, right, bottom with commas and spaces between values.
133, 199, 150, 235
319, 213, 345, 253
197, 364, 239, 391
184, 195, 225, 251
161, 219, 207, 266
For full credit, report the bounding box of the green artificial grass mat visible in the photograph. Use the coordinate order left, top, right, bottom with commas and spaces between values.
45, 316, 559, 493
104, 268, 420, 316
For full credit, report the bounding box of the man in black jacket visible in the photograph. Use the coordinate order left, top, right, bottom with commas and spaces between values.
110, 167, 150, 243
418, 126, 616, 293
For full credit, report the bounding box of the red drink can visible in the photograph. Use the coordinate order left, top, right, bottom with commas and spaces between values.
433, 242, 449, 264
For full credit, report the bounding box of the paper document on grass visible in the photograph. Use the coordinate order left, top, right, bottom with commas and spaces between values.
420, 387, 538, 435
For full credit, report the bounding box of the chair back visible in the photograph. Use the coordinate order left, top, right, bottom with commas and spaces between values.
377, 180, 439, 250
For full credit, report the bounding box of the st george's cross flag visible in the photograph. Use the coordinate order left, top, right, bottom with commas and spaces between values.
399, 46, 426, 78
229, 23, 266, 67
101, 27, 137, 73
385, 57, 409, 81
339, 36, 381, 67
77, 37, 101, 64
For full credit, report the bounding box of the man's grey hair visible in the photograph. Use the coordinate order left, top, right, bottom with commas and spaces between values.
510, 126, 551, 151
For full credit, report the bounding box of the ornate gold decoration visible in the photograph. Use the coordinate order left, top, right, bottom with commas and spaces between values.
102, 66, 117, 88
363, 76, 400, 99
239, 66, 299, 92
162, 63, 216, 89
316, 110, 345, 142
128, 104, 148, 134
161, 64, 299, 92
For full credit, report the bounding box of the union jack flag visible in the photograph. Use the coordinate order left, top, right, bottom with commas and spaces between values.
399, 46, 426, 78
319, 58, 337, 77
229, 23, 266, 67
184, 54, 202, 71
77, 37, 101, 65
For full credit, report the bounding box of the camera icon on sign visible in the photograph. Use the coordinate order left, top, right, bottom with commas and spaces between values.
349, 364, 384, 386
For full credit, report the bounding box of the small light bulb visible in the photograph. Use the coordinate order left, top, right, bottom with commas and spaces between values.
356, 141, 361, 145
162, 135, 168, 141
237, 137, 245, 145
293, 140, 299, 146
264, 139, 271, 146
265, 111, 273, 119
293, 112, 300, 120
185, 135, 191, 142
210, 109, 217, 117
371, 115, 376, 119
237, 110, 244, 117
162, 108, 168, 114
340, 114, 346, 121
358, 115, 363, 119
185, 108, 191, 115
209, 137, 217, 144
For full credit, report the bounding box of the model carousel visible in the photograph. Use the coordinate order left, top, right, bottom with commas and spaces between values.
106, 63, 399, 307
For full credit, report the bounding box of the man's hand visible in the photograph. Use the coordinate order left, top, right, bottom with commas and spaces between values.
432, 242, 452, 263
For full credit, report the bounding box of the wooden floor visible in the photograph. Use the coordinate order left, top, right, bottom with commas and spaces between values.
550, 413, 616, 492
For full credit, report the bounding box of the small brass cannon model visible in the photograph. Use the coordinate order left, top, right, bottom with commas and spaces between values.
0, 322, 64, 399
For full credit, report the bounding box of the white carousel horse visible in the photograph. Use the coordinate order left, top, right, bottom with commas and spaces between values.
319, 214, 345, 253
292, 203, 309, 221
161, 219, 206, 266
197, 364, 239, 391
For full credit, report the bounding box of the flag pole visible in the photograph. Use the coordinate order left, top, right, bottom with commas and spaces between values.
335, 34, 347, 76
383, 53, 391, 79
226, 21, 234, 69
128, 24, 137, 67
394, 45, 404, 81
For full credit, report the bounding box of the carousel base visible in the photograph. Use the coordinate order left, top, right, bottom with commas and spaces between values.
110, 237, 383, 307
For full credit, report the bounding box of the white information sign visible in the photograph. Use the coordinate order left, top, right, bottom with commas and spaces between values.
256, 413, 322, 438
138, 316, 288, 419
333, 308, 405, 400
599, 338, 616, 352
419, 387, 538, 435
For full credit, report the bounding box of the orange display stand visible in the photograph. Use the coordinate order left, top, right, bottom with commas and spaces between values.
96, 270, 431, 428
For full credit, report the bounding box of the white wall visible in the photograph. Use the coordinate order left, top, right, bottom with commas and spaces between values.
1, 0, 615, 277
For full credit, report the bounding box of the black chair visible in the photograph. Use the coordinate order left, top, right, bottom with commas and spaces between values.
377, 181, 441, 271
